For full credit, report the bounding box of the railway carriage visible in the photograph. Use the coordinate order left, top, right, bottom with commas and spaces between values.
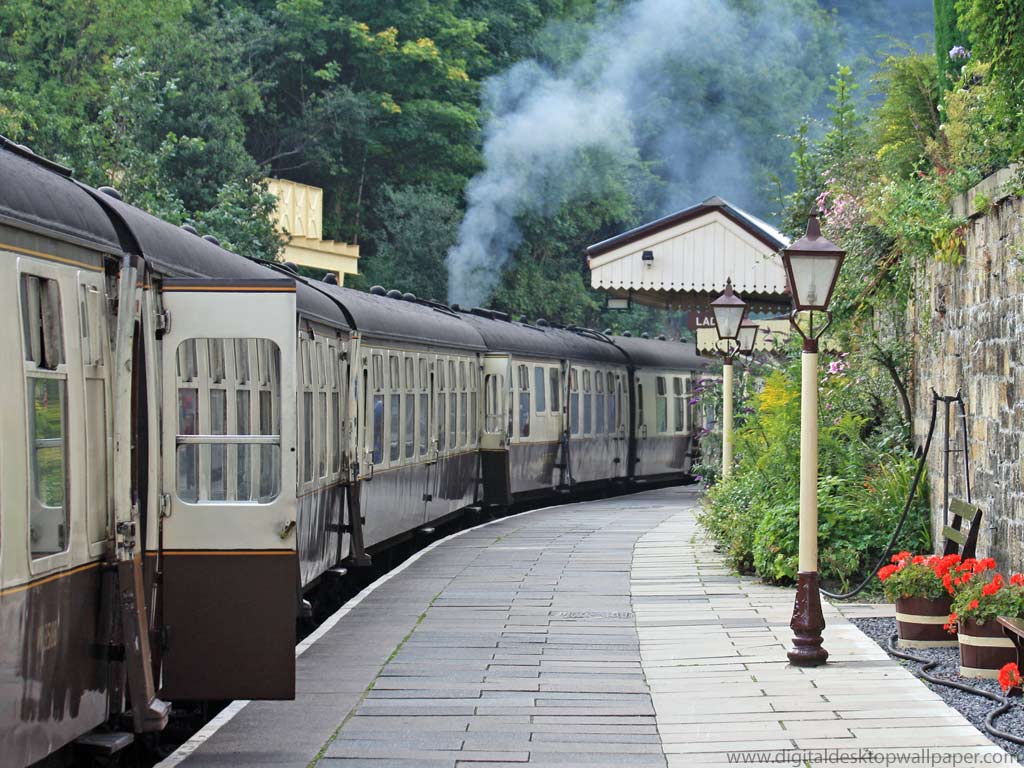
312, 285, 488, 558
613, 335, 708, 481
0, 136, 711, 767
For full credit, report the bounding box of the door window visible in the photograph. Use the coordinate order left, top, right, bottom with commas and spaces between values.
176, 338, 282, 502
517, 364, 530, 437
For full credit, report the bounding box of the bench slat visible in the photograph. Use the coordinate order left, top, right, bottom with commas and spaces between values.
941, 526, 967, 545
950, 498, 982, 519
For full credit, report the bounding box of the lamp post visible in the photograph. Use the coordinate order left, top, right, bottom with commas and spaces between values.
782, 214, 846, 667
710, 278, 748, 480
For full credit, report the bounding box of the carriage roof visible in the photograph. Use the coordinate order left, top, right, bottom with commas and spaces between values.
0, 138, 122, 253
456, 311, 628, 366
609, 335, 711, 371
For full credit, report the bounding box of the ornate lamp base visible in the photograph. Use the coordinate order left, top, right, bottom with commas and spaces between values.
788, 571, 828, 666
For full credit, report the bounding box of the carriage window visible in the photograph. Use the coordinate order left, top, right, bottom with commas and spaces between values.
569, 367, 580, 435
210, 388, 228, 498
28, 377, 69, 557
459, 391, 467, 446
438, 389, 447, 451
485, 374, 504, 433
390, 356, 401, 391
372, 353, 384, 391
326, 344, 336, 390
656, 376, 668, 433
449, 391, 458, 448
637, 382, 645, 430
372, 394, 384, 463
318, 391, 327, 477
582, 370, 592, 435
419, 392, 429, 454
21, 275, 65, 369
419, 358, 427, 390
595, 371, 605, 434
674, 377, 686, 433
390, 393, 401, 461
459, 361, 467, 391
469, 390, 477, 442
549, 368, 560, 413
448, 361, 456, 390
405, 393, 415, 458
235, 339, 251, 383
176, 338, 282, 503
609, 377, 618, 433
331, 390, 342, 473
534, 366, 546, 413
518, 364, 530, 437
302, 391, 314, 482
405, 357, 414, 390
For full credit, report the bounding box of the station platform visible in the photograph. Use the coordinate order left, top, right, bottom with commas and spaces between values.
159, 487, 1015, 768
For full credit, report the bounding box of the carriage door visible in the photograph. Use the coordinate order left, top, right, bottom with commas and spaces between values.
422, 360, 438, 517
157, 278, 298, 700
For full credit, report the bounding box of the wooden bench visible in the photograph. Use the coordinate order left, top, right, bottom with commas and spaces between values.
997, 616, 1024, 670
942, 498, 983, 561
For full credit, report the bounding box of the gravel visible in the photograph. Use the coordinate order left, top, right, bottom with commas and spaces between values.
852, 616, 1024, 761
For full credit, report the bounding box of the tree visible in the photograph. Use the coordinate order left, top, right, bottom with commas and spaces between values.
363, 184, 460, 300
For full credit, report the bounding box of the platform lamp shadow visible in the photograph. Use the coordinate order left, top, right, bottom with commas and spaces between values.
710, 278, 748, 480
782, 213, 846, 667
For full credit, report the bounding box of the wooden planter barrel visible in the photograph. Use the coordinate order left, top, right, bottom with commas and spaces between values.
895, 596, 957, 648
959, 617, 1017, 678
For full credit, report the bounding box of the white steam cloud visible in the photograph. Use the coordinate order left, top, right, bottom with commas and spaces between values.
446, 0, 831, 308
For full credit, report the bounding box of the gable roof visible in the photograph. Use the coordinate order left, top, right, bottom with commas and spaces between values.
585, 196, 790, 305
587, 196, 788, 258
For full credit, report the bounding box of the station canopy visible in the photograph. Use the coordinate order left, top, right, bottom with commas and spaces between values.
586, 196, 790, 313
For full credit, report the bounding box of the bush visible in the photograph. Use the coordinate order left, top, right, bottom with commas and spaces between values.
696, 348, 931, 588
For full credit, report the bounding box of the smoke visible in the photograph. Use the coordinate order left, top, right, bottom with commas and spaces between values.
447, 0, 930, 307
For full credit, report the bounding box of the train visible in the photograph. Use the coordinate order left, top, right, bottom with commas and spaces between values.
0, 136, 710, 767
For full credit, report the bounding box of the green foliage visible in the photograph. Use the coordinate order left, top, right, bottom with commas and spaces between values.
697, 351, 930, 588
880, 560, 950, 602
872, 51, 944, 179
364, 184, 461, 301
934, 0, 969, 90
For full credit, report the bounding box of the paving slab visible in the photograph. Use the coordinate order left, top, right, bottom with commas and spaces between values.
160, 486, 1018, 768
632, 498, 1020, 766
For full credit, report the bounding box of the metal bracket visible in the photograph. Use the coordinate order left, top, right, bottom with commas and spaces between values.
155, 310, 171, 335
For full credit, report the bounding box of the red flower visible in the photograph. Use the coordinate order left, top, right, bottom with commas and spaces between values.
877, 565, 899, 582
944, 611, 958, 633
982, 574, 1005, 597
974, 558, 997, 573
942, 573, 954, 595
967, 599, 980, 611
1011, 574, 1024, 586
912, 555, 925, 564
892, 551, 912, 564
999, 663, 1022, 693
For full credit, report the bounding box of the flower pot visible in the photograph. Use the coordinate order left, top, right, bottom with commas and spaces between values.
895, 596, 957, 648
959, 617, 1017, 679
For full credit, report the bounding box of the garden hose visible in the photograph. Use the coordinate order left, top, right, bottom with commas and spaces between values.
886, 632, 1024, 746
818, 391, 940, 600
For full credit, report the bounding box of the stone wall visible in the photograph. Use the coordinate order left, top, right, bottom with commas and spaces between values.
910, 169, 1024, 567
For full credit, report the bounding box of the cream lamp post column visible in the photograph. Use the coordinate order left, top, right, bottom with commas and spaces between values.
710, 278, 748, 480
782, 214, 846, 667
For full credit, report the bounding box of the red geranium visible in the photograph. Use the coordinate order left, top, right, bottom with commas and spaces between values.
879, 553, 962, 602
999, 663, 1022, 693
